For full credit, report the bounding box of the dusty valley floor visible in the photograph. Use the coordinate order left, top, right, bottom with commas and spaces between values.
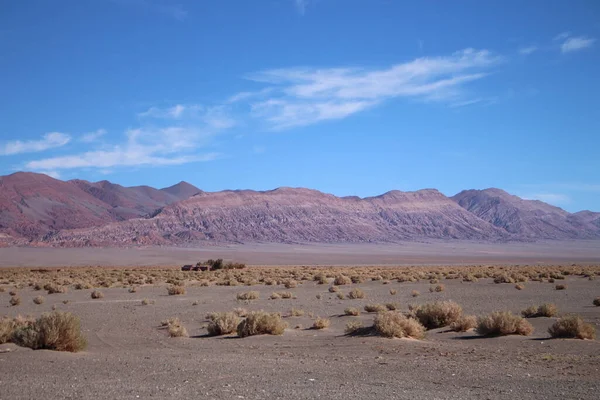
0, 260, 599, 399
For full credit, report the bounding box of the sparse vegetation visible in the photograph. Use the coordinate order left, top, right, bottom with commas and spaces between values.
555, 284, 567, 290
312, 317, 330, 330
167, 285, 186, 295
329, 286, 339, 293
385, 302, 400, 311
429, 284, 445, 293
389, 289, 397, 295
237, 291, 260, 301
515, 284, 525, 290
290, 308, 305, 317
414, 301, 463, 329
11, 311, 87, 352
91, 290, 104, 299
347, 288, 365, 299
373, 311, 426, 339
411, 290, 420, 297
344, 320, 364, 335
334, 275, 352, 286
476, 311, 534, 336
344, 307, 360, 316
9, 296, 21, 306
449, 315, 477, 332
166, 318, 188, 338
548, 315, 596, 340
33, 295, 45, 305
593, 297, 600, 307
364, 304, 387, 313
207, 312, 240, 336
141, 298, 153, 305
521, 303, 558, 318
237, 311, 287, 337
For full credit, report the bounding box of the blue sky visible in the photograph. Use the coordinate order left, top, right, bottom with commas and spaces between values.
1, 0, 599, 212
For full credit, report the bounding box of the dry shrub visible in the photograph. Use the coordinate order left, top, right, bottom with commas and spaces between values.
91, 290, 104, 299
548, 315, 596, 340
364, 304, 387, 313
283, 280, 298, 289
315, 294, 322, 300
344, 307, 360, 316
312, 317, 330, 330
237, 291, 259, 301
62, 300, 70, 305
429, 284, 445, 293
167, 286, 186, 295
207, 312, 240, 336
414, 301, 463, 329
334, 275, 352, 286
389, 289, 397, 295
521, 303, 558, 318
328, 286, 339, 293
12, 311, 87, 352
9, 296, 21, 306
411, 290, 420, 297
344, 320, 364, 335
314, 273, 328, 284
128, 287, 138, 293
46, 284, 67, 294
336, 292, 345, 300
385, 303, 400, 311
290, 308, 305, 317
555, 284, 567, 290
33, 296, 45, 305
476, 312, 534, 336
347, 288, 365, 299
515, 284, 525, 290
141, 298, 153, 305
270, 292, 281, 299
237, 311, 287, 337
373, 311, 425, 339
593, 297, 600, 307
233, 307, 249, 317
0, 315, 35, 344
166, 318, 188, 338
449, 315, 477, 332
279, 291, 293, 299
9, 290, 17, 296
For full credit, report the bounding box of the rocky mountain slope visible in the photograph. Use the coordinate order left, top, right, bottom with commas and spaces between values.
451, 189, 599, 239
1, 172, 598, 247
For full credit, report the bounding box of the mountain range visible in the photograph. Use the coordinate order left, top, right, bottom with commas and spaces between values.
0, 172, 598, 247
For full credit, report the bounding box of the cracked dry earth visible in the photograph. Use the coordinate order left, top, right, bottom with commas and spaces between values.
1, 275, 599, 399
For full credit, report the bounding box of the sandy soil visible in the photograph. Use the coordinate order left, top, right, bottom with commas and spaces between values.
2, 240, 600, 267
1, 272, 599, 399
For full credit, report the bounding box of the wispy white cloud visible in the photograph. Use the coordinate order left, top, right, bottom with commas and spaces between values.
554, 32, 571, 41
0, 132, 71, 155
295, 0, 308, 15
138, 104, 236, 129
518, 45, 538, 55
80, 129, 107, 143
245, 48, 501, 129
561, 36, 595, 53
25, 127, 220, 171
40, 170, 61, 179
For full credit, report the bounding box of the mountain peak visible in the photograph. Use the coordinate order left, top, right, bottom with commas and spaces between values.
160, 181, 202, 200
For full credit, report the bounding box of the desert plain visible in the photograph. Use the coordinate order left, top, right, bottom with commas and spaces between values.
1, 242, 599, 400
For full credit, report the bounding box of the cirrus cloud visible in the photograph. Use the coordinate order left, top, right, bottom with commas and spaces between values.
0, 132, 71, 156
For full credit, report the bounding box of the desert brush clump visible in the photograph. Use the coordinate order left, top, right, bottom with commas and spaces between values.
413, 301, 463, 329
476, 311, 534, 336
328, 286, 339, 293
283, 280, 298, 289
11, 311, 87, 352
515, 284, 525, 290
548, 315, 596, 340
207, 312, 241, 336
411, 290, 420, 297
237, 311, 287, 338
236, 291, 260, 301
593, 297, 600, 307
373, 311, 426, 339
336, 292, 345, 300
334, 275, 352, 286
449, 315, 477, 332
389, 289, 397, 295
314, 273, 328, 284
344, 307, 360, 316
555, 284, 567, 290
429, 284, 445, 293
521, 303, 558, 318
290, 308, 305, 317
233, 307, 249, 317
364, 304, 387, 313
90, 290, 104, 299
385, 303, 400, 311
33, 296, 45, 305
167, 285, 186, 295
0, 315, 35, 344
344, 320, 365, 335
347, 288, 365, 299
164, 318, 188, 337
45, 284, 67, 294
9, 296, 21, 306
312, 317, 331, 330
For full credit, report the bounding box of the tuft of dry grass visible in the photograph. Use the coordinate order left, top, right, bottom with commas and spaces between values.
33, 296, 45, 305
389, 289, 397, 295
270, 292, 282, 299
555, 284, 567, 290
336, 292, 345, 300
141, 298, 153, 305
521, 303, 558, 318
11, 311, 87, 352
449, 315, 477, 332
344, 307, 360, 316
283, 280, 298, 289
0, 315, 35, 344
91, 290, 104, 299
166, 318, 188, 338
344, 320, 364, 335
385, 303, 400, 311
373, 311, 426, 339
46, 284, 67, 294
328, 286, 339, 293
237, 311, 287, 337
9, 296, 21, 306
9, 290, 17, 296
429, 284, 445, 293
312, 317, 330, 330
411, 290, 420, 297
237, 291, 260, 301
515, 284, 525, 290
593, 297, 600, 307
347, 288, 365, 299
333, 275, 352, 286
128, 286, 138, 293
548, 315, 596, 340
414, 301, 463, 329
314, 273, 328, 284
364, 304, 387, 313
167, 285, 186, 295
476, 311, 534, 336
290, 308, 305, 317
207, 312, 241, 336
233, 307, 249, 317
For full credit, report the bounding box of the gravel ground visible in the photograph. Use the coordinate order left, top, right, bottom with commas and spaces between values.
1, 275, 599, 399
